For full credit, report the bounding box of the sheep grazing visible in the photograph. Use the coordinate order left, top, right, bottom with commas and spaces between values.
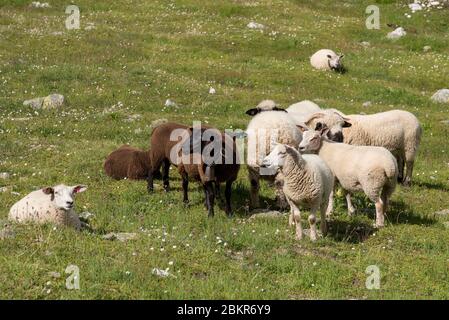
286, 100, 322, 125
9, 184, 87, 230
245, 99, 286, 116
104, 145, 152, 180
298, 123, 398, 228
179, 127, 240, 217
261, 144, 334, 241
245, 106, 303, 209
310, 49, 344, 72
303, 109, 421, 185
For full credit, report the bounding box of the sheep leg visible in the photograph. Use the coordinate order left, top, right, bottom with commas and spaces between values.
325, 188, 334, 218
285, 197, 295, 227
224, 181, 233, 217
344, 191, 356, 216
397, 155, 405, 184
403, 160, 414, 187
249, 172, 260, 209
287, 199, 303, 240
320, 203, 328, 237
215, 181, 223, 202
162, 159, 170, 192
308, 209, 318, 242
204, 181, 215, 217
374, 197, 385, 228
146, 174, 154, 193
274, 175, 288, 211
181, 174, 189, 204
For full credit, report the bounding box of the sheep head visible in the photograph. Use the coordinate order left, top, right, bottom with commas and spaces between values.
42, 184, 87, 211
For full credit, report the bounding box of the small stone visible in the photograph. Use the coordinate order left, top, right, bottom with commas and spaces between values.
30, 1, 50, 8
423, 45, 431, 52
360, 41, 370, 48
102, 232, 137, 242
79, 211, 94, 220
209, 87, 216, 94
431, 89, 449, 103
0, 172, 10, 179
0, 187, 9, 193
0, 227, 15, 240
387, 27, 406, 40
435, 209, 449, 216
247, 22, 265, 30
23, 97, 44, 109
362, 101, 372, 108
164, 99, 177, 107
440, 120, 449, 125
42, 94, 64, 109
124, 114, 142, 122
249, 209, 283, 220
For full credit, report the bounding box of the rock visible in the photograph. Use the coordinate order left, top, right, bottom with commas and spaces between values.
48, 271, 61, 278
247, 22, 265, 30
435, 209, 449, 216
431, 89, 449, 103
0, 226, 15, 240
0, 172, 10, 179
30, 1, 50, 8
387, 27, 406, 40
23, 97, 44, 109
0, 187, 9, 193
209, 87, 216, 94
441, 120, 449, 125
151, 268, 175, 278
42, 94, 64, 109
423, 45, 432, 52
360, 41, 370, 48
79, 211, 94, 220
409, 3, 423, 12
362, 101, 372, 108
102, 232, 137, 242
164, 99, 177, 107
249, 209, 283, 220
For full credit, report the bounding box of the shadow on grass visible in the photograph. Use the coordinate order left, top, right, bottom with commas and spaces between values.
414, 180, 449, 192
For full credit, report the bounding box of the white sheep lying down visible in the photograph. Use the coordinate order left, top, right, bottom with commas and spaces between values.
298, 124, 398, 227
261, 144, 334, 241
9, 184, 87, 230
310, 49, 344, 72
245, 105, 302, 209
303, 109, 421, 185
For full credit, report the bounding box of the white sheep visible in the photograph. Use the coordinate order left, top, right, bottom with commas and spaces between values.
298, 123, 398, 227
261, 144, 334, 241
310, 49, 344, 72
245, 99, 287, 116
9, 184, 87, 230
245, 104, 302, 209
286, 100, 322, 125
303, 109, 421, 185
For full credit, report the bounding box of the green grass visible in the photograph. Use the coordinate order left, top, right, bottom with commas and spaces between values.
1, 0, 449, 299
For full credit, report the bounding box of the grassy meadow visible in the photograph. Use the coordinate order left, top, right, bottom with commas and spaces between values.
0, 0, 448, 299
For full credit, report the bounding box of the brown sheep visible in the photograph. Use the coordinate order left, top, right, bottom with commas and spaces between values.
104, 145, 152, 180
148, 122, 240, 217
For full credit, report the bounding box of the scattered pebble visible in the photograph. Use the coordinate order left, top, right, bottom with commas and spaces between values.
431, 89, 449, 103
30, 1, 50, 8
209, 87, 216, 94
0, 172, 10, 179
247, 22, 265, 30
152, 268, 175, 278
423, 45, 432, 52
164, 99, 177, 108
387, 27, 406, 40
362, 101, 372, 108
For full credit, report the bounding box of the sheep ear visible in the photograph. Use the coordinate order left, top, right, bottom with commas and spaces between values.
245, 108, 260, 116
327, 54, 332, 59
315, 122, 323, 131
72, 185, 87, 194
272, 107, 287, 112
339, 54, 344, 59
296, 123, 308, 132
343, 121, 352, 128
42, 187, 54, 195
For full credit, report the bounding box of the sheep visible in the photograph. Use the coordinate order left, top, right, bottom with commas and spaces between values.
298, 123, 398, 228
286, 100, 322, 125
104, 145, 152, 180
245, 107, 303, 209
9, 184, 87, 230
178, 127, 240, 217
147, 122, 240, 216
310, 49, 345, 72
303, 109, 421, 185
261, 144, 334, 241
245, 99, 287, 116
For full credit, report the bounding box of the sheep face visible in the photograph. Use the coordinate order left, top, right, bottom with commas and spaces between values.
327, 54, 344, 71
261, 144, 292, 170
298, 124, 328, 153
305, 110, 351, 142
42, 184, 87, 211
